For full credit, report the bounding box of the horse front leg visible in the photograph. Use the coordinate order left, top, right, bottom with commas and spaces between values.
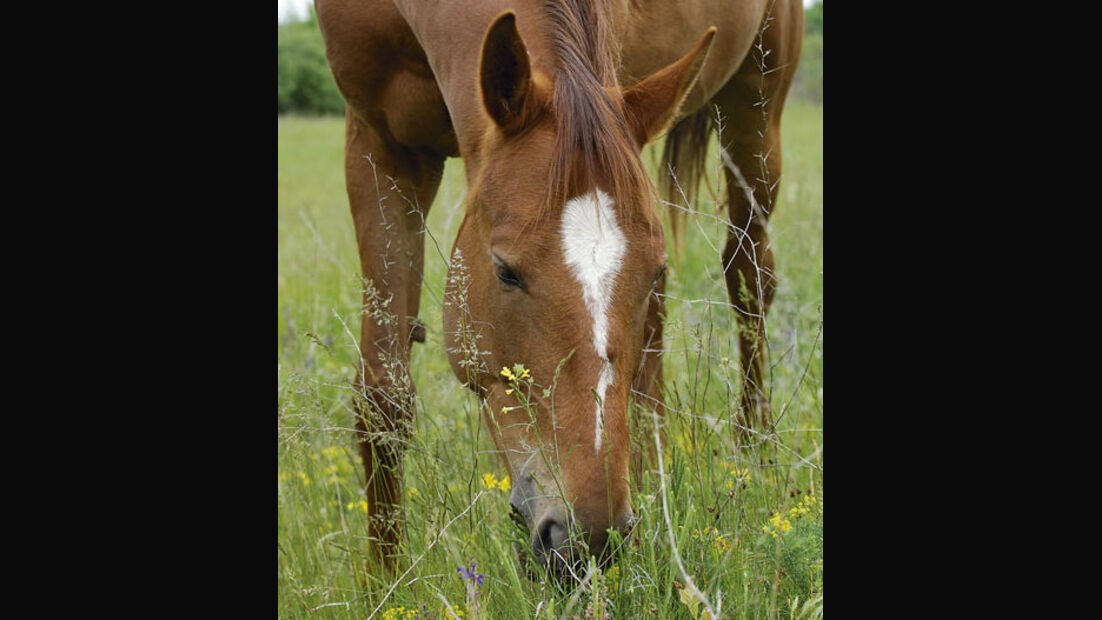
344, 109, 442, 571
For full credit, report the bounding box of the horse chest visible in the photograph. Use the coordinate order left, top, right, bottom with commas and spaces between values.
379, 67, 459, 157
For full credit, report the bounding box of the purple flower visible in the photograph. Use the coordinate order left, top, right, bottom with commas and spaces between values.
457, 559, 485, 586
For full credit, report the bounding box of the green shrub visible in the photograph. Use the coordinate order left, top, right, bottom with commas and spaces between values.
277, 18, 345, 116
791, 32, 823, 105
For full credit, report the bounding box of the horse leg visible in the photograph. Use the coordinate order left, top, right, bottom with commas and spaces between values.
630, 280, 666, 480
344, 108, 442, 568
713, 9, 800, 439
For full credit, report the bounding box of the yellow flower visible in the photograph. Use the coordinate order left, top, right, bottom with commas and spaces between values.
345, 500, 369, 514
726, 464, 751, 482
505, 388, 513, 395
714, 536, 729, 553
407, 487, 420, 499
297, 472, 310, 486
500, 367, 516, 381
481, 473, 510, 492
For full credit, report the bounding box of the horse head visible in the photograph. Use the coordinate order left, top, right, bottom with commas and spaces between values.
443, 10, 715, 574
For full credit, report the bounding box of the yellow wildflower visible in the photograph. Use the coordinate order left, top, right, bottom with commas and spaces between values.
606, 565, 620, 600
726, 464, 751, 482
763, 510, 794, 538
607, 565, 620, 583
407, 487, 420, 499
345, 500, 369, 514
714, 535, 730, 553
500, 367, 516, 381
297, 472, 310, 486
481, 473, 510, 492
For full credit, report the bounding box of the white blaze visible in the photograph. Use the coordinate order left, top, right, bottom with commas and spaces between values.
560, 189, 626, 452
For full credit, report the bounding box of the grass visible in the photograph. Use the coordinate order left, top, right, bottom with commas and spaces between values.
277, 101, 822, 619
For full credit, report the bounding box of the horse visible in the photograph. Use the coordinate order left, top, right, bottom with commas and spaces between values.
315, 0, 802, 573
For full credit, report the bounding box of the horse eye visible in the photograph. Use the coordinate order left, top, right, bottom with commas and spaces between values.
651, 264, 668, 288
493, 255, 524, 291
497, 266, 522, 288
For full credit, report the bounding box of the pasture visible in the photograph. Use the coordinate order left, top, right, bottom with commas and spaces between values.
277, 102, 822, 618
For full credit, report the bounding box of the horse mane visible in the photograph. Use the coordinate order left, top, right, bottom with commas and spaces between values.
540, 0, 655, 226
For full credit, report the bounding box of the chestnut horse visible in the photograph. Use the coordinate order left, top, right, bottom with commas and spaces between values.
316, 0, 802, 572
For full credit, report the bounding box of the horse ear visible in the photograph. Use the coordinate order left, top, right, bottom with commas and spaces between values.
622, 27, 717, 147
480, 11, 537, 134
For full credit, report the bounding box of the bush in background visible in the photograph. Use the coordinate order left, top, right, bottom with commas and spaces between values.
277, 12, 345, 116
790, 1, 823, 104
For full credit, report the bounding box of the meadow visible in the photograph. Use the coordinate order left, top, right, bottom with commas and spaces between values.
278, 102, 822, 619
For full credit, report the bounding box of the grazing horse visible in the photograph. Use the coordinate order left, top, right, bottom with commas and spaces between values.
316, 0, 802, 572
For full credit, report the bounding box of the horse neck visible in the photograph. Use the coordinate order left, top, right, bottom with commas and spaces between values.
392, 0, 558, 159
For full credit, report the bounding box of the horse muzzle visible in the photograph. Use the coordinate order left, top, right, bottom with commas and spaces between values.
510, 496, 635, 578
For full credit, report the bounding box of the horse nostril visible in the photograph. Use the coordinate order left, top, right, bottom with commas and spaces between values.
534, 517, 569, 559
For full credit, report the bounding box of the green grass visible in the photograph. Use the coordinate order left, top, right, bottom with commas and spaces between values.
277, 102, 822, 619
